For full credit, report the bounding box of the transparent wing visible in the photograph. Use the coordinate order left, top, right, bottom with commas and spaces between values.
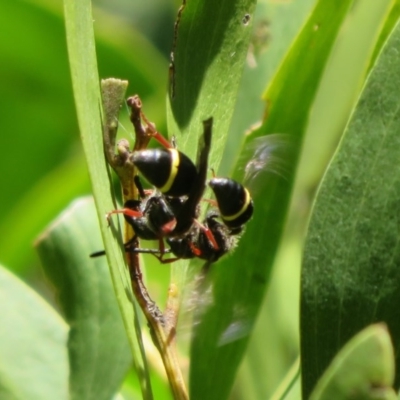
179, 134, 295, 347
179, 262, 255, 347
239, 133, 295, 195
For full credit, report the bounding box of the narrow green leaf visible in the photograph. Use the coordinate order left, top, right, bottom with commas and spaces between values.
0, 264, 68, 400
310, 324, 396, 400
189, 1, 354, 399
221, 0, 315, 175
164, 1, 264, 399
368, 1, 400, 72
231, 1, 314, 396
166, 0, 256, 165
298, 0, 393, 189
301, 17, 400, 398
269, 358, 301, 400
63, 0, 152, 398
36, 197, 132, 400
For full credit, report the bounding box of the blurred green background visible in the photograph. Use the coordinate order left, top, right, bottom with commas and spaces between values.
0, 0, 176, 283
0, 0, 318, 397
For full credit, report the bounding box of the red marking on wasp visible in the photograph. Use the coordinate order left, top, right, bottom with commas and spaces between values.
106, 208, 143, 224
161, 219, 178, 235
194, 219, 220, 250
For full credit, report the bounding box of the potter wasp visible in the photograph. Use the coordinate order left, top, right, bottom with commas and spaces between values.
92, 117, 255, 263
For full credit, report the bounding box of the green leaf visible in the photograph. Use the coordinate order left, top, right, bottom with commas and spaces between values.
368, 1, 400, 72
221, 0, 315, 175
36, 197, 132, 400
297, 0, 393, 189
0, 264, 68, 400
254, 0, 391, 396
0, 0, 86, 275
0, 0, 168, 276
310, 324, 396, 400
62, 0, 152, 398
231, 1, 314, 396
164, 1, 270, 399
188, 1, 354, 399
301, 17, 400, 398
0, 154, 90, 274
166, 0, 256, 165
268, 358, 301, 400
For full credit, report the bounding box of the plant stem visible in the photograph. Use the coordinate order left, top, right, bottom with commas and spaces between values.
102, 82, 188, 399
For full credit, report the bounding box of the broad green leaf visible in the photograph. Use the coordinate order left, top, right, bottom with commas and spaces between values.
36, 197, 132, 400
310, 324, 396, 400
0, 264, 68, 400
189, 1, 354, 399
301, 17, 400, 398
62, 0, 152, 398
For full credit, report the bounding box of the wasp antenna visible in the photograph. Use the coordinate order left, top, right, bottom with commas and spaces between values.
118, 119, 129, 136
90, 249, 106, 258
123, 97, 131, 116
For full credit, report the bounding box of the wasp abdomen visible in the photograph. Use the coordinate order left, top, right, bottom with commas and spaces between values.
131, 148, 197, 197
166, 212, 235, 262
209, 177, 254, 229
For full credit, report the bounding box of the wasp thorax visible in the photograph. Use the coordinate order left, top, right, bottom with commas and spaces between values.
131, 148, 198, 197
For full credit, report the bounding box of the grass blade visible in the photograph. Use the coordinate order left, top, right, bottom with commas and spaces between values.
63, 0, 152, 398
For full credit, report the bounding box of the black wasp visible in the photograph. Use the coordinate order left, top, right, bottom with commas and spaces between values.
165, 176, 254, 263
119, 117, 254, 263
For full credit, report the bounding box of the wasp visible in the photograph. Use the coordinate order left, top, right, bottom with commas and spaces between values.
123, 141, 254, 262
131, 118, 213, 237
94, 115, 286, 263
156, 175, 253, 263
95, 118, 218, 259
141, 131, 291, 263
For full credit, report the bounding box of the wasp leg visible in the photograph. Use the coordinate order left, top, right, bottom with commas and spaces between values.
140, 110, 173, 149
193, 219, 219, 250
90, 235, 138, 258
105, 208, 143, 224
201, 198, 218, 207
